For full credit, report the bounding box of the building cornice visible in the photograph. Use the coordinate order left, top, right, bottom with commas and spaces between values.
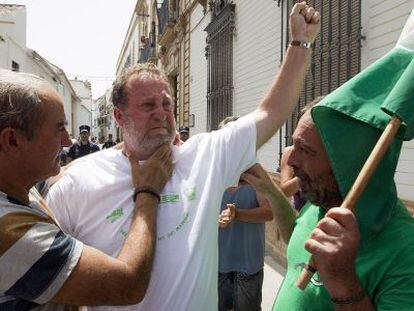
116, 11, 139, 74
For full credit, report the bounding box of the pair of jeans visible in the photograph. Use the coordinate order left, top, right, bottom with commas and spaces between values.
218, 269, 263, 311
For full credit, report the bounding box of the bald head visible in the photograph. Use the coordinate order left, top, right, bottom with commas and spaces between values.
0, 70, 54, 140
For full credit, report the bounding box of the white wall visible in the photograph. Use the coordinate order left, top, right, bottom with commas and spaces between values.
189, 4, 209, 135
70, 79, 93, 137
0, 33, 28, 73
362, 0, 414, 201
23, 54, 75, 135
362, 0, 414, 65
233, 0, 282, 172
0, 5, 26, 47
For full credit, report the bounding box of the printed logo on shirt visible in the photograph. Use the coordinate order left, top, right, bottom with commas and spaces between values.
120, 228, 127, 237
158, 212, 190, 241
160, 193, 180, 203
184, 187, 196, 201
118, 186, 197, 239
106, 208, 124, 223
158, 185, 198, 205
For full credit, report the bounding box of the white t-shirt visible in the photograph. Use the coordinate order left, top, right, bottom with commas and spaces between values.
47, 115, 256, 311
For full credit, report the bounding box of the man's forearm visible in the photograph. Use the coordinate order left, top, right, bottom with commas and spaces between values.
329, 281, 375, 311
235, 207, 273, 223
117, 193, 159, 297
280, 177, 300, 197
266, 187, 297, 244
255, 45, 313, 148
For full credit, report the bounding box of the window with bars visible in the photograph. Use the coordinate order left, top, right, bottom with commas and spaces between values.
204, 1, 235, 131
277, 0, 362, 167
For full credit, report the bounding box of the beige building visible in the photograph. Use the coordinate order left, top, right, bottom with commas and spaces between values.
157, 0, 207, 127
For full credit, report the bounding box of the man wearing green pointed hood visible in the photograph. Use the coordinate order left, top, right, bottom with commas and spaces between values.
245, 103, 414, 310
243, 8, 414, 308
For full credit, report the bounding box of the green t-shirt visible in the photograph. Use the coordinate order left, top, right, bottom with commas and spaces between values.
273, 201, 414, 310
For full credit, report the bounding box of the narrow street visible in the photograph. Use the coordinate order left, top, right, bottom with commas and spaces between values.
262, 256, 286, 310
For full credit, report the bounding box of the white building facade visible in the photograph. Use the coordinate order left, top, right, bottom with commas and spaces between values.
70, 78, 93, 138
94, 87, 119, 143
187, 0, 414, 203
114, 0, 414, 204
189, 3, 209, 136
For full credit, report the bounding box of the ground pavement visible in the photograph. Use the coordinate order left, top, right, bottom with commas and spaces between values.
261, 256, 286, 310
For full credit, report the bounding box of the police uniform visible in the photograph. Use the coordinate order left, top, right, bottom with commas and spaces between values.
68, 125, 100, 161
102, 140, 116, 149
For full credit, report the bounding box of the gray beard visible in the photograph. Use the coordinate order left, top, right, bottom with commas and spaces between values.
123, 126, 174, 156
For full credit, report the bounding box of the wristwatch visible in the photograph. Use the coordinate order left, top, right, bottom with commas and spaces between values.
290, 40, 314, 49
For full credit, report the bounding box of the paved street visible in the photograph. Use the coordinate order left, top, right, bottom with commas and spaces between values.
262, 256, 286, 310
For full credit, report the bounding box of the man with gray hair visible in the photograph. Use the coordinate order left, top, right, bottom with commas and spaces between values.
47, 3, 320, 310
0, 70, 173, 310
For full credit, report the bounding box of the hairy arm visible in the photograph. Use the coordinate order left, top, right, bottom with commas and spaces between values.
235, 192, 273, 223
242, 164, 297, 243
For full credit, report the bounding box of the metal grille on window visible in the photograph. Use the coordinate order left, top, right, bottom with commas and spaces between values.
277, 0, 362, 168
205, 1, 235, 132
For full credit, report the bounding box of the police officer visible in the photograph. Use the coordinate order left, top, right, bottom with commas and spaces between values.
179, 126, 190, 142
67, 125, 100, 163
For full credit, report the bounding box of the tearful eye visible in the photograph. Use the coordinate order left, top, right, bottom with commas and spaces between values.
141, 102, 156, 111
163, 100, 172, 107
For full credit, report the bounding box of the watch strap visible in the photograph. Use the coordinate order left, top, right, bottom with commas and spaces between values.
290, 40, 314, 49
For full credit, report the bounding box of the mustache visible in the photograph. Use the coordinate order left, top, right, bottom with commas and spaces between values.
292, 167, 309, 181
150, 122, 174, 129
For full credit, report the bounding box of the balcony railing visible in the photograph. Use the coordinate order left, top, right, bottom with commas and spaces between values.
158, 0, 178, 36
158, 0, 169, 35
210, 0, 233, 19
138, 35, 156, 63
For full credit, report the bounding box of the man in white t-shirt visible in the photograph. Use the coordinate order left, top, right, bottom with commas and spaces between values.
47, 3, 320, 310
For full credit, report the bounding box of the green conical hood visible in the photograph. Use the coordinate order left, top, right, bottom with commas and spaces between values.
311, 46, 414, 239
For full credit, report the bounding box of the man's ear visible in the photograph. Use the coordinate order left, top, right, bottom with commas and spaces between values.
0, 127, 25, 153
114, 107, 125, 127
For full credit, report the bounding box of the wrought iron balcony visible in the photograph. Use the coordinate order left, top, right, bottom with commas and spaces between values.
158, 0, 170, 36
138, 34, 157, 64
209, 0, 233, 19
157, 0, 177, 46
